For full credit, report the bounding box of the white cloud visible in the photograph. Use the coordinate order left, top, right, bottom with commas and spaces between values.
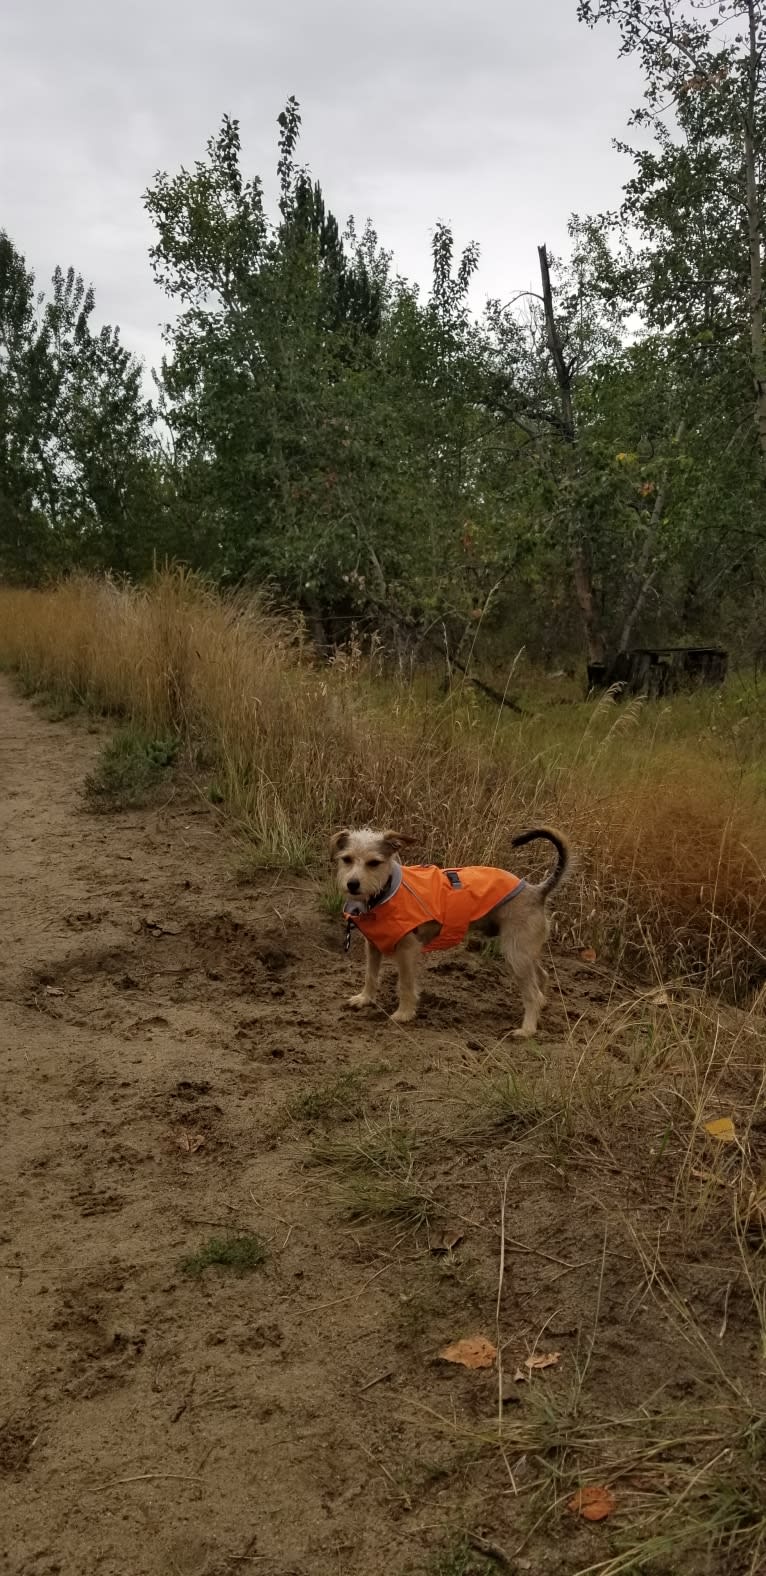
1, 0, 641, 374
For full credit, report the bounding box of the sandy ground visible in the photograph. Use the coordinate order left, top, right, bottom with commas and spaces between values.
1, 676, 763, 1576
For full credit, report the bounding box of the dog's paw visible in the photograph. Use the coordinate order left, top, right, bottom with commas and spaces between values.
512, 1025, 537, 1040
391, 1006, 416, 1025
348, 992, 374, 1010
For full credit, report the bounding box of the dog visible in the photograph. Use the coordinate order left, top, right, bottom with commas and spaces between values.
331, 826, 571, 1037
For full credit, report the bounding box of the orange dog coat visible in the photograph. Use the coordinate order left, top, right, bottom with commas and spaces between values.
344, 863, 526, 956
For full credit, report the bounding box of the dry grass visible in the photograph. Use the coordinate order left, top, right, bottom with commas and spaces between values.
308, 1111, 434, 1229
406, 1085, 766, 1574
2, 569, 766, 993
419, 1385, 766, 1576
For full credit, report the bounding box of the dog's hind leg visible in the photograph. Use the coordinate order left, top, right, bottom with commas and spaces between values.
499, 901, 547, 1039
510, 955, 545, 1039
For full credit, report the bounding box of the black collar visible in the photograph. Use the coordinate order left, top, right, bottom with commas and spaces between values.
366, 874, 393, 911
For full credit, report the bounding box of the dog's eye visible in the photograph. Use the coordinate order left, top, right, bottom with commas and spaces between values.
341, 855, 353, 865
366, 859, 382, 869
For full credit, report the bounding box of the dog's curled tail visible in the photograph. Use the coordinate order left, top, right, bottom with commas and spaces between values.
511, 826, 571, 896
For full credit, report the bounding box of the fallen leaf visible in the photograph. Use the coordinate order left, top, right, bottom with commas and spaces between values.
430, 1227, 465, 1256
175, 1132, 205, 1154
438, 1336, 496, 1369
514, 1351, 560, 1381
704, 1117, 736, 1143
648, 988, 671, 1007
568, 1485, 616, 1522
579, 947, 597, 963
44, 986, 65, 998
525, 1350, 560, 1372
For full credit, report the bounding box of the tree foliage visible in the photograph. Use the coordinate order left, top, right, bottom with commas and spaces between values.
3, 59, 766, 664
0, 234, 157, 580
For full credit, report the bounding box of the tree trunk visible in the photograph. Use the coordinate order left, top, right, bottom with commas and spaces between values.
537, 245, 575, 443
745, 1, 766, 459
538, 243, 606, 664
617, 420, 685, 654
304, 594, 328, 655
572, 545, 606, 666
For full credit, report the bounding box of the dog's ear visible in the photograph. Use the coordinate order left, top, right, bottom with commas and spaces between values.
330, 829, 351, 859
380, 830, 413, 855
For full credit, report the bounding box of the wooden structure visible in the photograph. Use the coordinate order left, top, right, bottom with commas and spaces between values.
587, 647, 728, 699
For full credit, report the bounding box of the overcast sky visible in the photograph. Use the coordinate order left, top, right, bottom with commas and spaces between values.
2, 0, 641, 376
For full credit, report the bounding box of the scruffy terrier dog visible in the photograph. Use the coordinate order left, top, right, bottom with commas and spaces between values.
331, 826, 570, 1037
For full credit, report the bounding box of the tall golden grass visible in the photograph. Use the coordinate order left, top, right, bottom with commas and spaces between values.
1, 569, 765, 995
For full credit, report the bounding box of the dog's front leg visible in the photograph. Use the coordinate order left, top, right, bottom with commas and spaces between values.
349, 940, 382, 1009
391, 933, 421, 1024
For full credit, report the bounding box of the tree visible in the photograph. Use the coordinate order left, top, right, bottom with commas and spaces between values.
0, 232, 157, 579
480, 220, 633, 665
578, 0, 766, 460
145, 105, 530, 651
145, 109, 390, 621
6, 84, 766, 669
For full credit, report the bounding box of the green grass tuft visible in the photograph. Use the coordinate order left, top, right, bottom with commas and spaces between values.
84, 728, 179, 811
318, 884, 345, 918
180, 1234, 267, 1278
310, 1118, 433, 1229
286, 1070, 368, 1123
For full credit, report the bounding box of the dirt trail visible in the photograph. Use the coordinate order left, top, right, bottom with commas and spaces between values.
5, 677, 756, 1576
0, 679, 391, 1575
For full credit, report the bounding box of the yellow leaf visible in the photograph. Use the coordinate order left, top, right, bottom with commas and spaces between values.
704, 1117, 736, 1143
438, 1335, 496, 1369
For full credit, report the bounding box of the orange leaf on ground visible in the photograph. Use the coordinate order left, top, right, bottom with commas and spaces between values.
579, 947, 597, 963
438, 1336, 497, 1369
568, 1485, 616, 1521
